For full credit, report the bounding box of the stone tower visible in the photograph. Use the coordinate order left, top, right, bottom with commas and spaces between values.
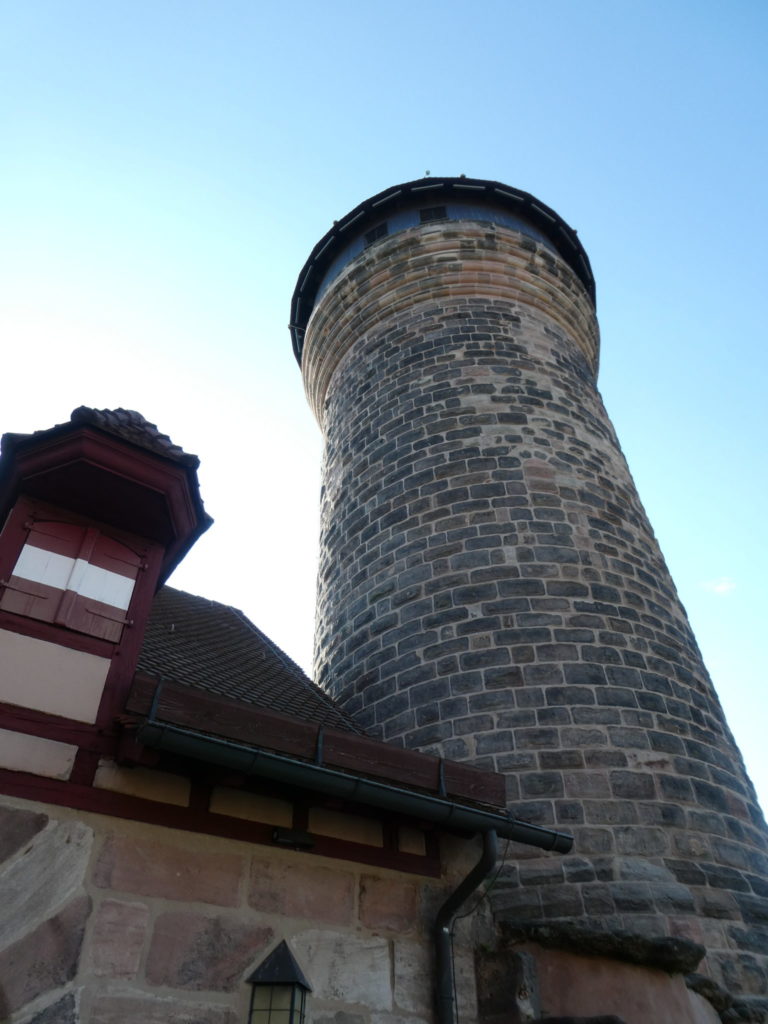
291, 178, 768, 1002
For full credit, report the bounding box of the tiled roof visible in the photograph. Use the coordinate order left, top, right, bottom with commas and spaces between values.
70, 406, 199, 466
138, 587, 363, 734
1, 406, 199, 468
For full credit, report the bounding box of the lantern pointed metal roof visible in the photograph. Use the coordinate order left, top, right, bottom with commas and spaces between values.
246, 941, 312, 991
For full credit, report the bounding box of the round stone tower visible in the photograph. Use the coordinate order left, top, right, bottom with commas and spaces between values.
291, 178, 768, 999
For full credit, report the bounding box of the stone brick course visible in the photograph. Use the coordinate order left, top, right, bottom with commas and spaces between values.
0, 804, 48, 862
27, 992, 79, 1024
93, 835, 243, 906
248, 856, 355, 925
88, 994, 237, 1024
0, 892, 90, 1015
302, 214, 768, 995
85, 899, 149, 978
146, 911, 273, 990
359, 874, 421, 933
0, 799, 455, 1024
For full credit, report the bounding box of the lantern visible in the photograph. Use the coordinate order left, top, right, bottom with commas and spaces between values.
246, 940, 312, 1024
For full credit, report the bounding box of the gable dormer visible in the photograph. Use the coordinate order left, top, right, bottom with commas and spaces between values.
0, 408, 210, 731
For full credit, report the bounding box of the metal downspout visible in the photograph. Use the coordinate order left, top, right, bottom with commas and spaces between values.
435, 830, 498, 1024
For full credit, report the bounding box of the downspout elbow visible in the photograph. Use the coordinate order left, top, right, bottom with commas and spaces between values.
435, 830, 498, 1024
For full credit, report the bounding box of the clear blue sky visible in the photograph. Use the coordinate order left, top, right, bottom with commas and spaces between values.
2, 1, 766, 809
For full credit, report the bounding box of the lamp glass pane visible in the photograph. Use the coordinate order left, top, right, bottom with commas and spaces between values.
249, 986, 306, 1024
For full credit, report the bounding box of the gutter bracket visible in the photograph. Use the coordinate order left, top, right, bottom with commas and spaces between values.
438, 758, 447, 798
315, 726, 325, 766
147, 674, 166, 725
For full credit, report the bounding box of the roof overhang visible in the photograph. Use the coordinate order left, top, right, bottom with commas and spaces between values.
0, 423, 212, 584
290, 176, 595, 363
124, 671, 573, 854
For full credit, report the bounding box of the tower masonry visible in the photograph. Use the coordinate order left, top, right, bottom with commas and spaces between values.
291, 178, 768, 1000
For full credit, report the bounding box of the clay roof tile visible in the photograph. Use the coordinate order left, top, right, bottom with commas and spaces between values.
138, 587, 363, 734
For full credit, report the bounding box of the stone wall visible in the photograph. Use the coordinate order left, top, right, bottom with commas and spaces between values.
0, 797, 477, 1024
302, 218, 768, 997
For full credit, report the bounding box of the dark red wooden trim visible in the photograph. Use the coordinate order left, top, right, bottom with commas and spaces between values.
382, 819, 399, 854
0, 518, 165, 736
0, 611, 115, 657
4, 496, 161, 555
93, 541, 165, 730
2, 575, 66, 623
293, 802, 310, 831
0, 497, 34, 585
0, 769, 441, 877
70, 748, 99, 786
24, 520, 85, 558
116, 729, 161, 766
189, 781, 213, 813
425, 830, 440, 862
126, 672, 507, 809
0, 427, 207, 580
0, 495, 164, 664
112, 740, 438, 834
0, 701, 110, 750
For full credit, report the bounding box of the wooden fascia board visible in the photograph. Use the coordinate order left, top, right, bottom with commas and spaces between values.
126, 672, 507, 810
1, 427, 207, 557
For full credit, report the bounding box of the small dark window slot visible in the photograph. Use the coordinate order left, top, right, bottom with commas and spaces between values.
364, 223, 388, 246
420, 206, 447, 223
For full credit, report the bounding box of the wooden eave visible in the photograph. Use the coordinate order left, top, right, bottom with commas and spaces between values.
126, 670, 507, 811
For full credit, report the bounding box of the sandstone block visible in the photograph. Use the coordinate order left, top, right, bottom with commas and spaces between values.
314, 1013, 366, 1024
565, 772, 610, 799
393, 939, 431, 1015
93, 835, 243, 906
521, 772, 565, 798
0, 892, 90, 1013
87, 898, 149, 978
359, 875, 421, 933
610, 771, 656, 800
0, 803, 48, 864
146, 910, 272, 990
615, 826, 668, 857
476, 948, 541, 1024
89, 993, 237, 1024
248, 856, 354, 925
0, 819, 92, 949
293, 930, 392, 1009
27, 992, 77, 1024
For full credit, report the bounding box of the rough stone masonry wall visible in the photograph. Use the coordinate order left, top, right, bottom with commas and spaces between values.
0, 797, 479, 1024
303, 221, 768, 997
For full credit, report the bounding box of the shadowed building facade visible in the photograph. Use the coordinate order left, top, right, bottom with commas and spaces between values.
292, 177, 768, 1001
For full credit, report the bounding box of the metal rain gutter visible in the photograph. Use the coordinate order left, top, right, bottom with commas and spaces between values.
136, 720, 573, 853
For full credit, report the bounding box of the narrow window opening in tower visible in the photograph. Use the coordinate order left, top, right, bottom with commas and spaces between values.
420, 206, 447, 222
364, 223, 388, 247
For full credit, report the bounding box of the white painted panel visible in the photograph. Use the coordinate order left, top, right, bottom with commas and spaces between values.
13, 545, 75, 590
72, 559, 135, 610
93, 760, 191, 806
309, 807, 384, 846
210, 787, 293, 826
0, 628, 110, 723
12, 547, 135, 611
0, 727, 77, 779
